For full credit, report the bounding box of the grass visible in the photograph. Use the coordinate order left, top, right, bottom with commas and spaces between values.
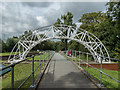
2, 62, 42, 89
0, 51, 48, 56
0, 52, 16, 56
82, 66, 119, 89
0, 51, 51, 62
28, 52, 51, 61
62, 53, 93, 62
61, 53, 119, 89
1, 52, 53, 89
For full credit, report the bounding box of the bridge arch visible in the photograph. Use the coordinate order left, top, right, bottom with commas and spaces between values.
8, 24, 110, 63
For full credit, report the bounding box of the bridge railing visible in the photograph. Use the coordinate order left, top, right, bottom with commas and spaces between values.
0, 50, 55, 89
61, 50, 120, 88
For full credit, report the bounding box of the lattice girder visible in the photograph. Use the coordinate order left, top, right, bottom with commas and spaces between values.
8, 25, 110, 63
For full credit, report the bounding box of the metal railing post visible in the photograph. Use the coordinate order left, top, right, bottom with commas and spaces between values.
79, 51, 80, 67
100, 56, 103, 87
40, 53, 41, 73
75, 51, 76, 64
86, 53, 88, 74
43, 51, 45, 68
72, 50, 74, 61
11, 64, 15, 90
31, 55, 35, 87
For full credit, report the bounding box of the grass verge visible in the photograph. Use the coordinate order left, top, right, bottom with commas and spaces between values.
82, 66, 119, 89
61, 53, 119, 89
28, 52, 51, 60
2, 62, 43, 89
0, 52, 17, 56
1, 52, 52, 89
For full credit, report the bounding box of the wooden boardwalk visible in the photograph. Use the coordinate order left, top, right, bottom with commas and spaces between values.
37, 53, 97, 89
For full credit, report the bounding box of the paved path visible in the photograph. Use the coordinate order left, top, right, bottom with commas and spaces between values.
37, 53, 97, 88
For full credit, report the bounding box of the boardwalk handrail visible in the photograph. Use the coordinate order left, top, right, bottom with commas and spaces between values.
71, 50, 120, 62
0, 50, 55, 89
62, 50, 120, 87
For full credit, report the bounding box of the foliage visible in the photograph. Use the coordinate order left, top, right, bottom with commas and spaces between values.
68, 40, 88, 52
54, 12, 76, 50
78, 1, 120, 59
32, 40, 55, 51
79, 11, 105, 34
1, 35, 55, 53
6, 37, 18, 52
105, 1, 120, 59
53, 41, 65, 52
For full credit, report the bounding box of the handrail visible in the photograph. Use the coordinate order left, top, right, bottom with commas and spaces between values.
88, 64, 120, 83
1, 50, 55, 89
17, 62, 42, 89
63, 50, 120, 61
0, 56, 35, 71
62, 50, 120, 87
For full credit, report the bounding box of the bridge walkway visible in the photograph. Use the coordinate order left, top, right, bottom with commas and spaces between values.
37, 53, 97, 88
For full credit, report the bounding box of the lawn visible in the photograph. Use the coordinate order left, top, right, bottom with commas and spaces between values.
0, 51, 51, 63
62, 52, 93, 62
28, 52, 51, 61
0, 52, 17, 56
82, 66, 119, 89
1, 51, 53, 89
2, 62, 42, 89
0, 51, 38, 56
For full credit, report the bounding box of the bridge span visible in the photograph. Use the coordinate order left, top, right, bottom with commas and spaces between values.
37, 53, 97, 88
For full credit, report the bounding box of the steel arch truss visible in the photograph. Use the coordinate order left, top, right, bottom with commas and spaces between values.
8, 25, 110, 63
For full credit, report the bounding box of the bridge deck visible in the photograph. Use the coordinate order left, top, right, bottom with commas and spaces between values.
37, 53, 97, 88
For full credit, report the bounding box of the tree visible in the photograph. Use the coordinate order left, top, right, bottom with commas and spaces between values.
67, 40, 89, 52
32, 40, 55, 51
0, 38, 7, 53
53, 41, 65, 52
78, 1, 120, 59
6, 37, 18, 52
105, 1, 120, 59
54, 12, 76, 50
78, 11, 119, 58
78, 11, 105, 35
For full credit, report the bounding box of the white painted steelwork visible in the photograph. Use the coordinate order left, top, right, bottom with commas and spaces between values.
8, 24, 110, 63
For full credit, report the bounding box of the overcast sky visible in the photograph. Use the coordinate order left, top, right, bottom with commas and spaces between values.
1, 1, 110, 41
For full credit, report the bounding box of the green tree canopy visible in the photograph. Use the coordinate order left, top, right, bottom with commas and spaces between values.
54, 12, 76, 50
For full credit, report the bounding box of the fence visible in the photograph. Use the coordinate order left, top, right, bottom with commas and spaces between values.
62, 50, 120, 88
0, 50, 55, 89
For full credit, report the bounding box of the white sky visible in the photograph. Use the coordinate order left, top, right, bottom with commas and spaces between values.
0, 0, 112, 41
1, 0, 111, 2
